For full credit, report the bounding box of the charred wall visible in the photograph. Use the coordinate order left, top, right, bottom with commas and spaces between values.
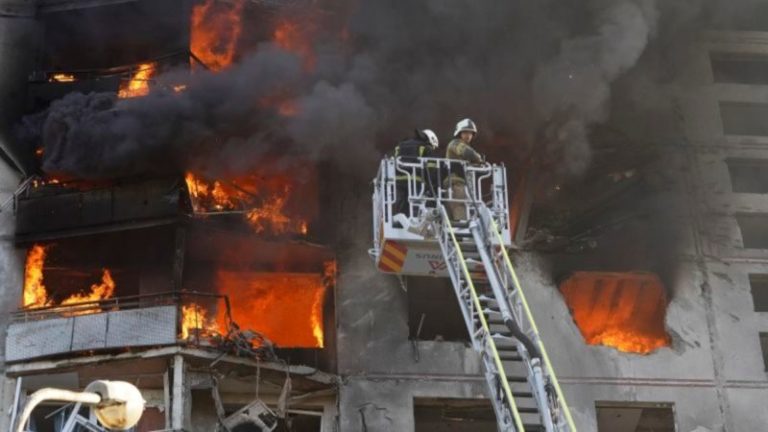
0, 132, 24, 432
0, 0, 39, 173
4, 1, 768, 431
39, 1, 191, 71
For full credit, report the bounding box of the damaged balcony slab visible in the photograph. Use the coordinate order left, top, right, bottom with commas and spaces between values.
5, 346, 338, 386
8, 289, 337, 375
15, 177, 187, 242
6, 348, 337, 432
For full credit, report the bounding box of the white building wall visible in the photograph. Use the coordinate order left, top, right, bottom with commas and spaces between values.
0, 158, 23, 431
335, 32, 768, 432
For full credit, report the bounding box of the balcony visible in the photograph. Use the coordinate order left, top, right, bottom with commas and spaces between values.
7, 292, 229, 363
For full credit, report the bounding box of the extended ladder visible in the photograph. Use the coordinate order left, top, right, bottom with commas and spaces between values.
434, 204, 576, 432
370, 156, 576, 431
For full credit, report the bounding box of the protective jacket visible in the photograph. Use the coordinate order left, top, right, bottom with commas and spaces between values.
395, 138, 432, 160
394, 138, 434, 181
445, 138, 482, 184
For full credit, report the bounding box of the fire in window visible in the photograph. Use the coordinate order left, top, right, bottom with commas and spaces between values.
21, 228, 173, 313
559, 272, 671, 354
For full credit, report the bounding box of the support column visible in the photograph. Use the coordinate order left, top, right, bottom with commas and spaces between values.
163, 371, 171, 429
320, 399, 339, 432
171, 355, 191, 431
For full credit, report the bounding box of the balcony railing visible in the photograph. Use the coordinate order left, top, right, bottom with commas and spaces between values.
7, 291, 233, 363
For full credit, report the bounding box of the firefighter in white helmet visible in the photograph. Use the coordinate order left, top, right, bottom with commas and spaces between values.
392, 129, 440, 222
444, 118, 484, 221
422, 129, 439, 149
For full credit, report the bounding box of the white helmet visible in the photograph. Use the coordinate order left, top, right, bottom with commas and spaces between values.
422, 129, 439, 149
454, 118, 478, 137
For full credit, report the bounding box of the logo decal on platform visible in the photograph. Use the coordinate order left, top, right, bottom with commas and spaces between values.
378, 241, 407, 273
428, 260, 447, 271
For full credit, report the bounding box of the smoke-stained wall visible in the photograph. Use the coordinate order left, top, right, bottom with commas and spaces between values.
0, 0, 27, 400
4, 1, 768, 431
0, 152, 24, 431
0, 0, 39, 173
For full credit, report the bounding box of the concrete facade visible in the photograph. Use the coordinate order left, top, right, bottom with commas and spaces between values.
0, 0, 38, 172
0, 133, 24, 432
0, 3, 766, 429
332, 31, 768, 432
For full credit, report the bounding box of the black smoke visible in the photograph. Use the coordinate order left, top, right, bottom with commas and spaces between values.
20, 0, 768, 180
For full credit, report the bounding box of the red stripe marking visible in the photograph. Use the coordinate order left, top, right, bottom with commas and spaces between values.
383, 244, 406, 261
378, 256, 398, 272
387, 240, 408, 255
381, 248, 404, 267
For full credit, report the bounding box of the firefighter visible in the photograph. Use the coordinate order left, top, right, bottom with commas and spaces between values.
392, 129, 439, 222
444, 118, 484, 221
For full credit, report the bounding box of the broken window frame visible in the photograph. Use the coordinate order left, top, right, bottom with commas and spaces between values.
595, 401, 676, 432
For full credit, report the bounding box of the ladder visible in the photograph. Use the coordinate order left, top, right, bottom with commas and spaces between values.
434, 203, 576, 432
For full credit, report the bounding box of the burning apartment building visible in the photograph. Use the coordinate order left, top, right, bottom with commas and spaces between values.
0, 0, 767, 431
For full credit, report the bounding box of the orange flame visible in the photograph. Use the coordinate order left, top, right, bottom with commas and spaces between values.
312, 260, 336, 346
61, 269, 116, 306
273, 19, 316, 71
185, 172, 311, 236
23, 245, 51, 308
23, 244, 117, 314
217, 270, 329, 348
31, 177, 62, 188
185, 172, 239, 212
118, 63, 156, 99
244, 188, 292, 234
560, 272, 670, 354
323, 260, 337, 287
310, 287, 324, 347
49, 73, 75, 83
258, 93, 301, 117
181, 302, 221, 339
60, 269, 117, 316
278, 99, 299, 117
191, 0, 244, 71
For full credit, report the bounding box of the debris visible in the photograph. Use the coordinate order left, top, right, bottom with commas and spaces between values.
211, 323, 277, 366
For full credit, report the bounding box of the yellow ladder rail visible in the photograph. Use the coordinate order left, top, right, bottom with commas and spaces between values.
489, 218, 578, 431
444, 214, 526, 432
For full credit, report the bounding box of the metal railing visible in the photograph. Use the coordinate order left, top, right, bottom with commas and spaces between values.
0, 176, 36, 214
0, 175, 107, 215
30, 50, 196, 84
372, 157, 510, 252
11, 291, 233, 343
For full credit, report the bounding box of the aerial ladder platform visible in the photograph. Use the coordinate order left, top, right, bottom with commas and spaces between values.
370, 157, 577, 432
